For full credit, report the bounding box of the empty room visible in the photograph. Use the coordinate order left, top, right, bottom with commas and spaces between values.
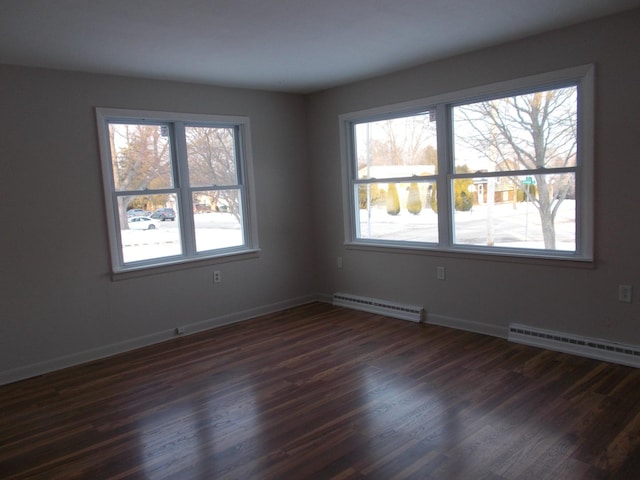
1, 1, 640, 478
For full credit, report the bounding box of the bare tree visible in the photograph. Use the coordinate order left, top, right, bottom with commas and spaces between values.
185, 126, 241, 220
455, 87, 577, 248
109, 124, 172, 228
360, 113, 437, 169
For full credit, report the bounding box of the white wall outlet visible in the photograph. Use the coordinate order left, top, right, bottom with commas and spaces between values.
618, 285, 632, 303
337, 257, 343, 269
437, 266, 446, 280
213, 271, 221, 283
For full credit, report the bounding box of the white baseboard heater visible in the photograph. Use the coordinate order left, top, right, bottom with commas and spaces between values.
509, 323, 640, 368
333, 293, 424, 323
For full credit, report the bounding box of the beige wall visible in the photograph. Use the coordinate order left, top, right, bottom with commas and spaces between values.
308, 10, 640, 343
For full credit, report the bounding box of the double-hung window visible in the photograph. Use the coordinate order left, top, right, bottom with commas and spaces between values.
341, 65, 594, 261
96, 108, 258, 273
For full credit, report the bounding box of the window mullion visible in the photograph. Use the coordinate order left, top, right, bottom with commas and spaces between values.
173, 122, 197, 257
436, 103, 452, 248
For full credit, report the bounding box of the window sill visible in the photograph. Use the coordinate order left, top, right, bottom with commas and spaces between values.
344, 242, 594, 269
110, 249, 261, 281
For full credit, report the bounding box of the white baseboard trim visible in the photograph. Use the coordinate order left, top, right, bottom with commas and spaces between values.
426, 314, 640, 368
7, 296, 636, 386
509, 323, 640, 368
426, 313, 508, 339
0, 294, 319, 386
315, 292, 334, 304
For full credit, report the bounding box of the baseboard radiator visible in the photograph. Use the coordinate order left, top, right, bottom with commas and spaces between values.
333, 293, 424, 323
509, 323, 640, 368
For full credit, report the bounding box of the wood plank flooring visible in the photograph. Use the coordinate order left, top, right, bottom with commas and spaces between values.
2, 302, 640, 479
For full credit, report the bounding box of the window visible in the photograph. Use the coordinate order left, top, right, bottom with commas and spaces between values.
341, 65, 593, 261
352, 111, 439, 244
96, 109, 258, 273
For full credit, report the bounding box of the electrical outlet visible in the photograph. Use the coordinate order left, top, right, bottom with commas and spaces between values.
213, 271, 221, 283
337, 257, 343, 269
618, 285, 632, 303
175, 326, 185, 335
437, 266, 446, 280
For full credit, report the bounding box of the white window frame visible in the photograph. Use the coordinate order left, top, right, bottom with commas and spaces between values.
96, 108, 259, 274
340, 65, 594, 262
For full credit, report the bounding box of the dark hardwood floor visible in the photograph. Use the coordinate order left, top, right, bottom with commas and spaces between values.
2, 302, 640, 479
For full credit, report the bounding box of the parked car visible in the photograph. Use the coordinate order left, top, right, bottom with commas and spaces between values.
194, 204, 212, 214
128, 216, 160, 230
150, 207, 176, 221
127, 208, 151, 217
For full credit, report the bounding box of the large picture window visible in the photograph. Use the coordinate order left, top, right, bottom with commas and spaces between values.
341, 66, 593, 261
96, 109, 258, 273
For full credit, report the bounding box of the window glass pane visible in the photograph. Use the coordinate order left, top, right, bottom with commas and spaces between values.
192, 190, 244, 252
354, 111, 438, 180
108, 123, 174, 191
355, 182, 438, 243
453, 87, 577, 173
117, 194, 182, 263
452, 173, 576, 251
186, 126, 238, 187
